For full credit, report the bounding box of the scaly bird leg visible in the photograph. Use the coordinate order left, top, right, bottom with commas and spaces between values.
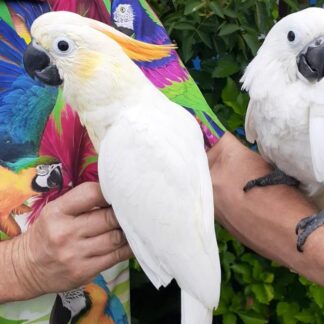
296, 211, 324, 252
243, 169, 299, 192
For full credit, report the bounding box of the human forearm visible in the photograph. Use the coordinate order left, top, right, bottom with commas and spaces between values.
209, 132, 324, 285
0, 237, 31, 302
0, 183, 132, 303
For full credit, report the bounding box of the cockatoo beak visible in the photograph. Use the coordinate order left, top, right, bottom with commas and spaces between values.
23, 42, 63, 86
297, 36, 324, 82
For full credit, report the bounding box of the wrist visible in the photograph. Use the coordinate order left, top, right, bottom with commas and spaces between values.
3, 234, 43, 302
0, 238, 29, 302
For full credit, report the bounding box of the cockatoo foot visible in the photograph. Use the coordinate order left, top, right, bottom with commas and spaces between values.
296, 212, 324, 252
243, 169, 299, 192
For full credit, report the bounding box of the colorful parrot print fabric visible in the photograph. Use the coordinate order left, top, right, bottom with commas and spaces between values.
0, 0, 225, 323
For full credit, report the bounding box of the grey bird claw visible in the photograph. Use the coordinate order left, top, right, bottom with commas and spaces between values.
296, 212, 324, 252
243, 169, 299, 192
243, 180, 257, 192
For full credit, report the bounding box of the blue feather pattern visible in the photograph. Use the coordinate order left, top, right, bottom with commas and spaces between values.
7, 0, 50, 30
0, 2, 57, 164
92, 275, 129, 324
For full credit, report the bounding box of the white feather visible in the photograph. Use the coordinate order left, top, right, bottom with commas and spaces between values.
30, 11, 221, 323
98, 97, 221, 312
309, 105, 324, 184
242, 7, 324, 205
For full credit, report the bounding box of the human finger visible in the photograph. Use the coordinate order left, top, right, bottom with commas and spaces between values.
76, 207, 121, 237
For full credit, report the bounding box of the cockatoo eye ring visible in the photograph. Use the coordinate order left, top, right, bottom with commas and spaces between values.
287, 31, 296, 42
53, 37, 74, 55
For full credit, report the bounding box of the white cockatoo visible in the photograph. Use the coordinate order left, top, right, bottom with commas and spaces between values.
241, 7, 324, 251
23, 11, 221, 324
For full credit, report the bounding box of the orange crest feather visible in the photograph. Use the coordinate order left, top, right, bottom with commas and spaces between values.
90, 22, 176, 62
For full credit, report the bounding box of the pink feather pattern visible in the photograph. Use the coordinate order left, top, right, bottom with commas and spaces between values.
28, 105, 98, 224
141, 53, 189, 88
47, 0, 111, 24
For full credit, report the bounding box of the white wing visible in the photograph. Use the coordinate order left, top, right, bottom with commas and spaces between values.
244, 100, 258, 143
310, 105, 324, 183
98, 102, 220, 308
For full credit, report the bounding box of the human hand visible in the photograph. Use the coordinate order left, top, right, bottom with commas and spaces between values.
11, 182, 132, 299
206, 133, 324, 285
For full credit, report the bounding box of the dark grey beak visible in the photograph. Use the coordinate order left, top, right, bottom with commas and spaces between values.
23, 42, 63, 86
298, 36, 324, 82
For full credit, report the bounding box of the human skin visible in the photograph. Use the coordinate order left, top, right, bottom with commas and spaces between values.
0, 132, 323, 303
209, 132, 324, 285
0, 182, 132, 303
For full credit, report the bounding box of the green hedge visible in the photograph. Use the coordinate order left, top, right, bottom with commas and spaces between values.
131, 1, 324, 323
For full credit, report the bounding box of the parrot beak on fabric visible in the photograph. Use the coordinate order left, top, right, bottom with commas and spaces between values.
32, 163, 63, 192
23, 42, 63, 86
297, 36, 324, 82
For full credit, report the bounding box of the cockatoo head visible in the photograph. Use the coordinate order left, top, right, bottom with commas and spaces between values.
242, 8, 324, 94
23, 11, 174, 104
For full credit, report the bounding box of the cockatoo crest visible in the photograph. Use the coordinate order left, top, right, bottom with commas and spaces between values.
31, 11, 175, 63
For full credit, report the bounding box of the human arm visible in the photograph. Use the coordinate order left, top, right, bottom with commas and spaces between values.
208, 132, 324, 285
0, 182, 132, 303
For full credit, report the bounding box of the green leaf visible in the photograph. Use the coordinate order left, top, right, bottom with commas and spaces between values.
295, 309, 316, 323
277, 302, 299, 324
309, 285, 324, 309
209, 2, 224, 18
283, 0, 299, 11
196, 30, 212, 48
184, 1, 205, 15
251, 284, 274, 304
223, 8, 237, 18
219, 23, 241, 36
238, 312, 268, 324
212, 56, 241, 78
226, 112, 242, 131
231, 264, 252, 283
173, 22, 196, 31
221, 77, 239, 102
299, 276, 312, 286
221, 78, 247, 116
181, 33, 194, 62
223, 313, 237, 324
261, 272, 274, 284
242, 32, 260, 56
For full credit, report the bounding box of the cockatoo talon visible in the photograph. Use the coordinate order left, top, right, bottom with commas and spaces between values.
296, 212, 324, 252
244, 169, 299, 192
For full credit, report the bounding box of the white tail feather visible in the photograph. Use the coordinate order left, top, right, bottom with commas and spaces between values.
181, 290, 213, 324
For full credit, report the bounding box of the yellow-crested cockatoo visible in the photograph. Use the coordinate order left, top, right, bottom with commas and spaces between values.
23, 11, 221, 324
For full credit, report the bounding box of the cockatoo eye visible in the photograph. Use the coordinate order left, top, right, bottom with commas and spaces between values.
53, 37, 74, 55
288, 31, 296, 42
58, 40, 69, 51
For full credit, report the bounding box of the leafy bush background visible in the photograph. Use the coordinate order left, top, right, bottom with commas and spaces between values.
130, 1, 324, 323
